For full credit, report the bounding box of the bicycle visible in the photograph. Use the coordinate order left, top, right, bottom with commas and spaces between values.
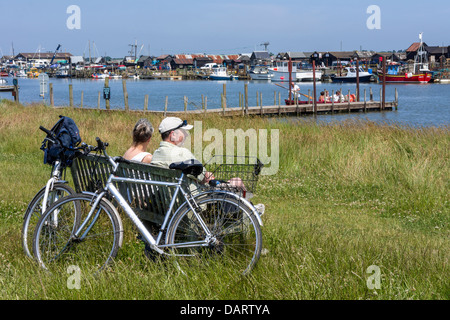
22, 125, 88, 258
32, 138, 263, 276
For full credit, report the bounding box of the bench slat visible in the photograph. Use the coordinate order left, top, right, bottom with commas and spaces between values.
71, 154, 201, 225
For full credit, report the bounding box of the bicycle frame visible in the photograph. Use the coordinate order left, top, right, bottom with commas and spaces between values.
73, 167, 213, 256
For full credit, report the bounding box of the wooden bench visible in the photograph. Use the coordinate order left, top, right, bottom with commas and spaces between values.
70, 154, 201, 225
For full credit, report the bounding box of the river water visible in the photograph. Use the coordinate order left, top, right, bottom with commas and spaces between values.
1, 77, 449, 127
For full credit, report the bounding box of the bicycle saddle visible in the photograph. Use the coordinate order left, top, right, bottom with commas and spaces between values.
169, 159, 204, 177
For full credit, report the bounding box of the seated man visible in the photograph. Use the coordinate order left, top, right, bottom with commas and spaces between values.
151, 117, 213, 184
152, 117, 264, 214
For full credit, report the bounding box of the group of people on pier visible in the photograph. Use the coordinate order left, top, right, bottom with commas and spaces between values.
290, 82, 356, 104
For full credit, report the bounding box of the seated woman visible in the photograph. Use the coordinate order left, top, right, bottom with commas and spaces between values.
319, 91, 326, 103
123, 118, 154, 163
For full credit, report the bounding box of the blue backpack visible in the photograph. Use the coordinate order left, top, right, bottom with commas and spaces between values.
41, 116, 82, 166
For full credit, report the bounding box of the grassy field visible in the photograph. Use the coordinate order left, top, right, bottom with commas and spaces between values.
0, 100, 448, 300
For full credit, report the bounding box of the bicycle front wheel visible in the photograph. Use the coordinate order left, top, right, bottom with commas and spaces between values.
22, 183, 75, 259
165, 194, 262, 275
33, 194, 122, 273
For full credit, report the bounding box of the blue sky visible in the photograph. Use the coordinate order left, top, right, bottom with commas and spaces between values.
1, 0, 449, 58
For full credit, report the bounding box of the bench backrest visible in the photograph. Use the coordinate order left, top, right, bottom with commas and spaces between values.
70, 154, 199, 225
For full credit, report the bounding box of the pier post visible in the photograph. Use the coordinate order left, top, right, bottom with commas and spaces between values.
356, 58, 360, 101
144, 95, 149, 111
370, 87, 373, 101
222, 94, 226, 116
364, 89, 367, 112
382, 56, 386, 110
313, 60, 317, 115
331, 90, 335, 113
278, 92, 281, 116
244, 83, 248, 115
69, 84, 74, 107
395, 88, 398, 110
260, 92, 263, 116
164, 96, 168, 116
380, 88, 383, 109
49, 83, 54, 106
348, 90, 351, 112
122, 80, 129, 111
204, 96, 207, 114
105, 78, 110, 110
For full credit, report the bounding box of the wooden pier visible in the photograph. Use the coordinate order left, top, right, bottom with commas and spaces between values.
0, 85, 19, 102
154, 100, 398, 117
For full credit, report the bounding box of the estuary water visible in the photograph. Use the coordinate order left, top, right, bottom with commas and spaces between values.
1, 77, 449, 127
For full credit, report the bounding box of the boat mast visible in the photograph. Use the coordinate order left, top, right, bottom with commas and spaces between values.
414, 33, 429, 73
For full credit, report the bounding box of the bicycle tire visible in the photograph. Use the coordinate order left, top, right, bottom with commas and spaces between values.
165, 193, 262, 275
32, 193, 122, 273
22, 183, 75, 258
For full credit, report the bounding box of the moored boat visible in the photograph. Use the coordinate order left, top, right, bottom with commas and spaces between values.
249, 65, 272, 80
378, 33, 432, 84
269, 61, 322, 82
332, 67, 374, 83
209, 66, 235, 80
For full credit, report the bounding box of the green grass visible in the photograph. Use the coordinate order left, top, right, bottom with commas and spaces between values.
0, 100, 448, 300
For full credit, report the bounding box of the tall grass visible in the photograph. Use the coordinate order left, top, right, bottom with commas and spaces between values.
0, 100, 448, 300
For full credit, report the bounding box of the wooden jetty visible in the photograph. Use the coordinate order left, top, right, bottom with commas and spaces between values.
0, 85, 19, 102
154, 100, 397, 117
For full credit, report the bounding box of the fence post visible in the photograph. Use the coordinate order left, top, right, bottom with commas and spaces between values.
105, 77, 110, 110
49, 83, 54, 106
122, 80, 129, 111
348, 89, 351, 112
144, 94, 149, 111
244, 83, 248, 115
80, 91, 84, 108
97, 92, 101, 109
364, 89, 367, 112
164, 96, 168, 116
331, 90, 335, 113
69, 84, 74, 107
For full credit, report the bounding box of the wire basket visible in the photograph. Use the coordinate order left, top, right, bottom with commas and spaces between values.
203, 155, 264, 198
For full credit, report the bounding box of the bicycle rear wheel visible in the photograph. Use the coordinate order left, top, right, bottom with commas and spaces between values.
165, 193, 262, 275
22, 183, 75, 258
33, 194, 122, 273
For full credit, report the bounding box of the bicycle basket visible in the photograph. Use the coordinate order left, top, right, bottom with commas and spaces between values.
203, 155, 264, 198
40, 116, 82, 167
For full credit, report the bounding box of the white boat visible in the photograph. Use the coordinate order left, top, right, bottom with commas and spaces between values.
209, 66, 235, 80
248, 65, 273, 80
0, 78, 7, 84
56, 69, 70, 78
269, 60, 322, 82
16, 70, 27, 78
332, 67, 374, 83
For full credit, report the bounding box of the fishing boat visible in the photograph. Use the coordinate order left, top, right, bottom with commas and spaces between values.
378, 33, 432, 84
0, 71, 8, 77
248, 65, 273, 80
331, 67, 374, 83
269, 61, 322, 82
209, 66, 236, 80
55, 69, 70, 78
